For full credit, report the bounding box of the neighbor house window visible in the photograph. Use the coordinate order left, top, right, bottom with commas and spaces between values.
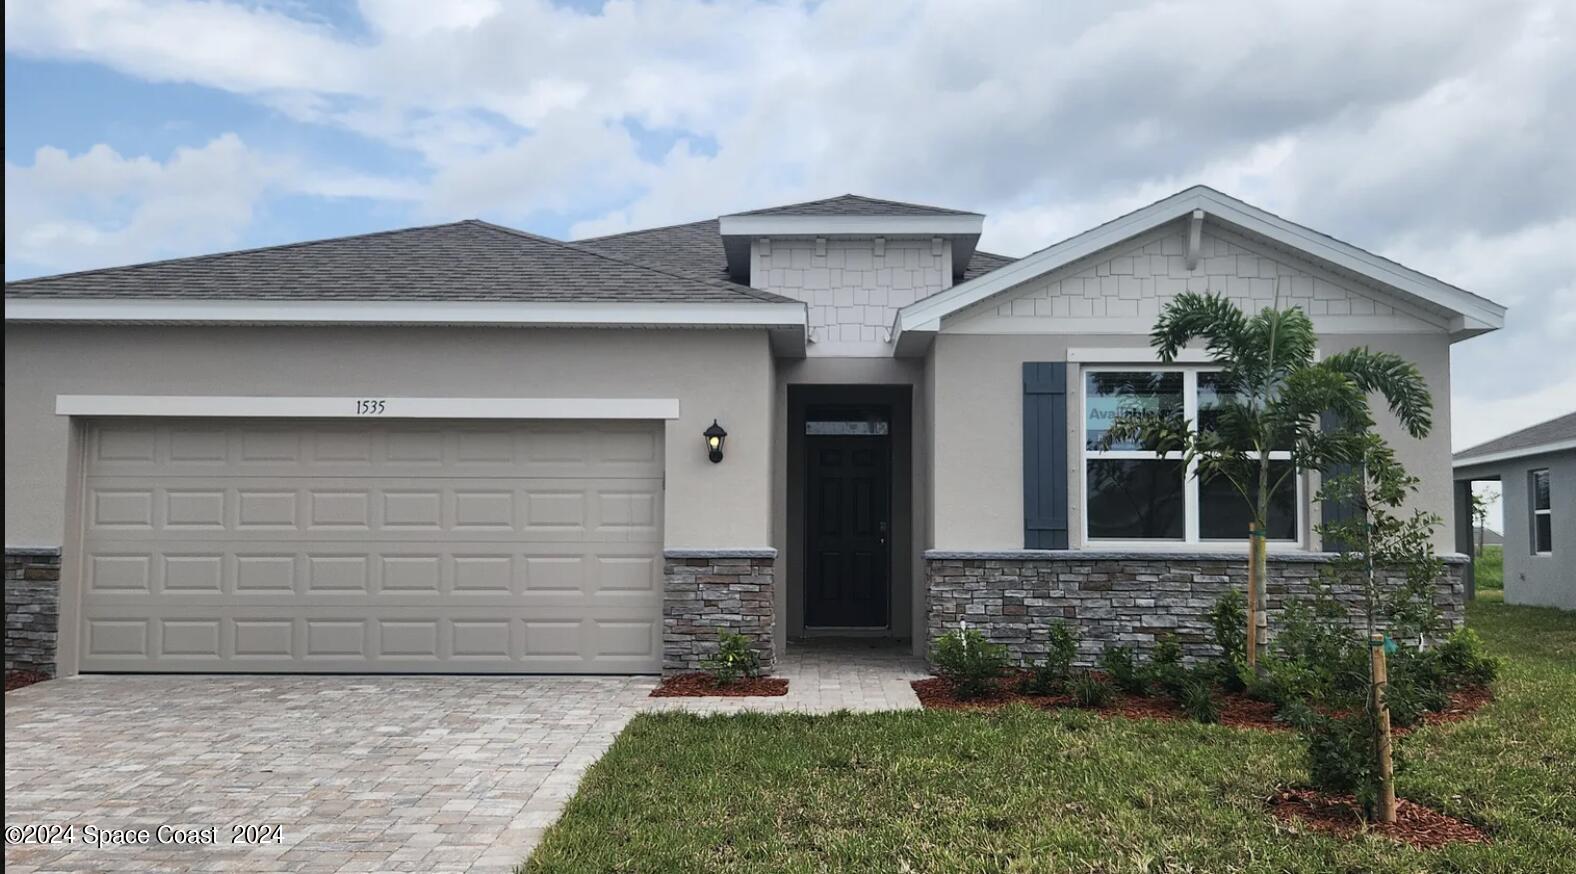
1083, 368, 1299, 544
1531, 468, 1553, 554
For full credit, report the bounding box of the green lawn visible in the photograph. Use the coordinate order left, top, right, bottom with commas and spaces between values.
1476, 544, 1505, 591
524, 600, 1576, 873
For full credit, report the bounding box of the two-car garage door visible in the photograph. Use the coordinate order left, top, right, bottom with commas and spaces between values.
76, 419, 664, 673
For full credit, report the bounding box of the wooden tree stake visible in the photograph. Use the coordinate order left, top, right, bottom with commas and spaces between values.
1245, 525, 1261, 670
1370, 632, 1397, 823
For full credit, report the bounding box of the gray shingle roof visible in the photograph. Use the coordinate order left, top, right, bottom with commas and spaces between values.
726, 194, 982, 217
1454, 411, 1576, 462
578, 218, 1017, 284
4, 219, 794, 304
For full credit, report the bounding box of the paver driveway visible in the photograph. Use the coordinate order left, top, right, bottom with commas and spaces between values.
4, 674, 653, 873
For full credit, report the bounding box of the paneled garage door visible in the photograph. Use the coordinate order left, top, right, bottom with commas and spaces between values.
76, 419, 664, 673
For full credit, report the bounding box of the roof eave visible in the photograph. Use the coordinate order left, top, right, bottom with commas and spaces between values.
894, 186, 1507, 341
1453, 437, 1576, 469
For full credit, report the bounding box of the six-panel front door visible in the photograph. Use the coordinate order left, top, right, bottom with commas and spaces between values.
805, 433, 891, 628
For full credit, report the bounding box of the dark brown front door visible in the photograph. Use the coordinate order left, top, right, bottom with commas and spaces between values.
805, 433, 891, 628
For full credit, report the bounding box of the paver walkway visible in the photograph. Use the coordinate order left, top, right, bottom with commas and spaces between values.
4, 643, 926, 872
642, 640, 927, 714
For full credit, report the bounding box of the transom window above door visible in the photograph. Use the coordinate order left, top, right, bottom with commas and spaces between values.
1082, 368, 1300, 545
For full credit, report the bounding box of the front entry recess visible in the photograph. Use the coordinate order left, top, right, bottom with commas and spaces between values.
804, 409, 891, 628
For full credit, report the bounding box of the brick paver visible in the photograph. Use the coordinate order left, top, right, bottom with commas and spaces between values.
4, 644, 925, 872
4, 675, 654, 873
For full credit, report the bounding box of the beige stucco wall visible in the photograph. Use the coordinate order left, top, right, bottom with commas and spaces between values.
929, 329, 1457, 554
3, 324, 776, 550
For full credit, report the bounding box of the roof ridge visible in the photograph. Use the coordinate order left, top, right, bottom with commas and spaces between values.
465, 220, 795, 304
726, 192, 983, 217
575, 216, 718, 244
4, 220, 477, 287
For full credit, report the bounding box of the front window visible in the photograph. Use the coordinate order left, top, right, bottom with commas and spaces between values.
1531, 469, 1553, 554
1083, 368, 1300, 545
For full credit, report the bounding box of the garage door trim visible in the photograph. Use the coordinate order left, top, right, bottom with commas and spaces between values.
56, 395, 681, 421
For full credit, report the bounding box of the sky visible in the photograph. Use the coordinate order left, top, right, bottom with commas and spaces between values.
5, 0, 1574, 468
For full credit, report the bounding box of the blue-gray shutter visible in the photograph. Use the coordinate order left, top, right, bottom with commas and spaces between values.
1319, 411, 1358, 551
1024, 362, 1070, 549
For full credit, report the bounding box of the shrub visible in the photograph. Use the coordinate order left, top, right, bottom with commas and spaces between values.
932, 628, 1009, 700
1069, 670, 1113, 708
701, 631, 762, 685
1144, 635, 1188, 698
1177, 664, 1221, 724
1209, 591, 1249, 692
1019, 624, 1078, 695
1385, 646, 1450, 728
1286, 704, 1398, 821
1100, 646, 1147, 695
1436, 627, 1500, 688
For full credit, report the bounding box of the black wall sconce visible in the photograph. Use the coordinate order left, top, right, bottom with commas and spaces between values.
704, 419, 727, 463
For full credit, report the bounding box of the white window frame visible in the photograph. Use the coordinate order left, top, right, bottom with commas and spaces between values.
1079, 365, 1305, 550
1530, 468, 1553, 555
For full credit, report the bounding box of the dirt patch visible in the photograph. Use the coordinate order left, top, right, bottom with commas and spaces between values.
1421, 686, 1495, 728
5, 671, 50, 692
651, 673, 789, 698
1268, 787, 1491, 849
913, 673, 1285, 730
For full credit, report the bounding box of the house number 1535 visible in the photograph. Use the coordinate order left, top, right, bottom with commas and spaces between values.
355, 399, 387, 415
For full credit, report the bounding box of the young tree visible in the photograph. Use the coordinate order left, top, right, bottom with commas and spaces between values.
1104, 292, 1433, 669
1307, 433, 1444, 823
1469, 486, 1499, 556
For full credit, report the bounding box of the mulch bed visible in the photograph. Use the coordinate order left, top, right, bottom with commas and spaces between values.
650, 673, 789, 698
1268, 787, 1491, 849
912, 673, 1285, 729
911, 673, 1491, 733
4, 671, 50, 692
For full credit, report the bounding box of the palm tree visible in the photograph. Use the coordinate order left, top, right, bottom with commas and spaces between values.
1105, 292, 1433, 669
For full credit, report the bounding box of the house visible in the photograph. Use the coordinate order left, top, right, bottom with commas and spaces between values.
3, 186, 1504, 678
1454, 412, 1576, 610
1473, 527, 1505, 548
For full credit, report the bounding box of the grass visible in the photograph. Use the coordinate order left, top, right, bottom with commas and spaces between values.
524, 600, 1576, 873
1476, 544, 1505, 590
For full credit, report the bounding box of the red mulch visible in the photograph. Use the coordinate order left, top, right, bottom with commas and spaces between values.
912, 673, 1286, 730
912, 673, 1492, 734
1268, 787, 1491, 849
4, 671, 50, 692
650, 673, 789, 697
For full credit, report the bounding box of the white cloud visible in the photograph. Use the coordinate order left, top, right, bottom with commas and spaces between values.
4, 134, 417, 274
4, 0, 1572, 446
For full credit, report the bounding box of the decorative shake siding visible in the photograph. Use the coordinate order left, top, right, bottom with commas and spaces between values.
753, 238, 949, 347
662, 549, 777, 675
949, 226, 1441, 335
5, 547, 62, 676
925, 551, 1467, 666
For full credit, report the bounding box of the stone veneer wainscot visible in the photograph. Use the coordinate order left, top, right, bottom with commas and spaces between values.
662, 549, 777, 675
5, 547, 62, 677
925, 550, 1467, 665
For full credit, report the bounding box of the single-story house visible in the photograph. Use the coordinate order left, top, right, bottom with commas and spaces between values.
1453, 412, 1576, 610
4, 186, 1504, 678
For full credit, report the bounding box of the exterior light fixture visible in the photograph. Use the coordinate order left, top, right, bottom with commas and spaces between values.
703, 420, 727, 463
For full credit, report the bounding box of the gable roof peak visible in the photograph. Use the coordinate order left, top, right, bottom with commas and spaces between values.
725, 193, 983, 218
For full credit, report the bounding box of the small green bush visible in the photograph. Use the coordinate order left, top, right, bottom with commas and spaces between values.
1177, 665, 1221, 724
1208, 591, 1249, 693
1019, 624, 1078, 695
932, 628, 1009, 700
1069, 670, 1113, 708
1144, 635, 1188, 698
1100, 646, 1147, 695
1285, 704, 1396, 821
701, 631, 762, 685
1437, 627, 1500, 688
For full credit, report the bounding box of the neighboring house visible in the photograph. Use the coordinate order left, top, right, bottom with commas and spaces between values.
3, 186, 1505, 678
1454, 412, 1576, 610
1473, 527, 1505, 547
